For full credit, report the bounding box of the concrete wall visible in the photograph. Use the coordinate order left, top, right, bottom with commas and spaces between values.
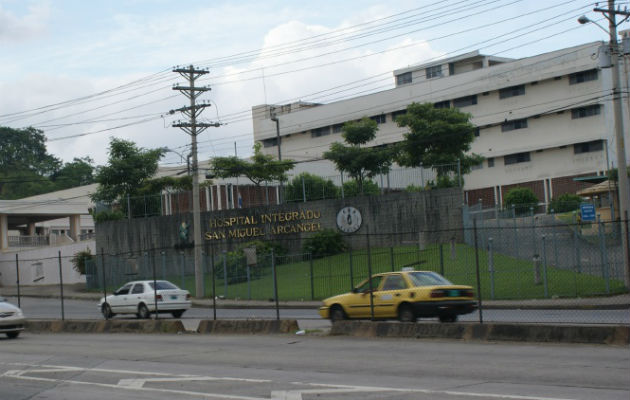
96, 189, 463, 255
0, 241, 95, 287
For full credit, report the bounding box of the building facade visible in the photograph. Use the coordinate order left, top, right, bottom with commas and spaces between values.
252, 42, 628, 207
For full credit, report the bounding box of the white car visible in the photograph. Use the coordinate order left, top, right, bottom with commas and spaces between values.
98, 280, 191, 319
0, 296, 25, 339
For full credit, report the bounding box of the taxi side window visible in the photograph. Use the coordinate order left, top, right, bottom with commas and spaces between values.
131, 284, 144, 294
356, 276, 384, 293
382, 275, 407, 291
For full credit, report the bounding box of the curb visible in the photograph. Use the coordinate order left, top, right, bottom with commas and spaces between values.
197, 319, 299, 334
330, 321, 630, 345
25, 319, 186, 334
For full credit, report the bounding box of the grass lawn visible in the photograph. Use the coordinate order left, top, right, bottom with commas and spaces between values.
165, 243, 627, 301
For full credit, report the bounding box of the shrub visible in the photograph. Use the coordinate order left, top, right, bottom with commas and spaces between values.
71, 248, 93, 275
342, 179, 380, 197
285, 173, 339, 202
504, 187, 538, 215
92, 209, 125, 223
427, 175, 459, 189
549, 193, 583, 213
302, 229, 347, 258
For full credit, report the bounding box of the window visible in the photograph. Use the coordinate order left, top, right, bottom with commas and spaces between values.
391, 109, 407, 122
474, 127, 480, 137
355, 276, 384, 293
571, 104, 601, 119
261, 138, 278, 148
471, 162, 483, 171
502, 118, 528, 132
574, 140, 603, 154
132, 284, 144, 294
115, 284, 132, 295
452, 95, 477, 108
499, 85, 525, 99
332, 123, 344, 133
569, 69, 598, 84
434, 100, 450, 109
504, 152, 531, 165
487, 158, 494, 168
370, 114, 386, 124
382, 275, 407, 291
396, 72, 412, 85
311, 126, 330, 137
426, 65, 442, 79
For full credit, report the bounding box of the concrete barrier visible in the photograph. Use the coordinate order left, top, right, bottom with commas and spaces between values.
197, 319, 299, 334
330, 321, 630, 345
25, 319, 186, 334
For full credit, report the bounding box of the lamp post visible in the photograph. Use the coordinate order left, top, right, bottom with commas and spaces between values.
579, 2, 630, 287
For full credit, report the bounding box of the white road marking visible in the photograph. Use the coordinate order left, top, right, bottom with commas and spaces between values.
0, 363, 579, 400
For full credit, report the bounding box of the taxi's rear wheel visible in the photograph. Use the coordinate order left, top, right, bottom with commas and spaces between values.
398, 304, 416, 323
439, 314, 457, 323
171, 310, 184, 318
330, 305, 346, 322
6, 331, 19, 339
137, 303, 150, 319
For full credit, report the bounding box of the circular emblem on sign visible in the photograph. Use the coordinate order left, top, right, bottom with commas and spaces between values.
336, 206, 362, 233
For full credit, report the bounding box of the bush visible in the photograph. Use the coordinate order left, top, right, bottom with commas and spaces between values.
92, 209, 125, 223
427, 175, 459, 189
285, 173, 339, 202
342, 179, 380, 197
71, 248, 93, 275
302, 229, 347, 258
549, 193, 583, 213
405, 184, 425, 192
504, 187, 538, 215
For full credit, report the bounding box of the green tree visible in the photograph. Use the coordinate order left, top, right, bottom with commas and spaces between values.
285, 172, 339, 202
51, 157, 95, 190
504, 187, 539, 215
210, 142, 293, 185
342, 179, 380, 197
323, 117, 396, 194
302, 229, 347, 258
549, 193, 583, 213
91, 138, 165, 204
0, 126, 62, 199
395, 102, 483, 178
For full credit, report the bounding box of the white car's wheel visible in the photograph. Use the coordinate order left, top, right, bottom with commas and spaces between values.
137, 304, 150, 319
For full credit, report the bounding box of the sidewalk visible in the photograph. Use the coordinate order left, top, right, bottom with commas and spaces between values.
2, 283, 629, 310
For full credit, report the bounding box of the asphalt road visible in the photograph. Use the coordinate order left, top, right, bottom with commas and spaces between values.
6, 296, 630, 326
0, 333, 628, 400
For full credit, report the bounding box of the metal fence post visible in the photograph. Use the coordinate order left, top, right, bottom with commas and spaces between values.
211, 245, 217, 320
390, 246, 395, 271
598, 217, 610, 294
349, 247, 354, 290
309, 253, 314, 300
247, 263, 252, 300
439, 243, 444, 276
473, 219, 483, 324
127, 194, 132, 220
512, 205, 519, 261
366, 228, 375, 321
152, 248, 159, 320
271, 249, 279, 320
222, 251, 228, 298
488, 238, 495, 300
301, 176, 306, 202
58, 250, 64, 321
340, 173, 345, 199
161, 251, 166, 279
551, 209, 559, 268
101, 248, 108, 320
15, 254, 20, 308
542, 235, 548, 298
180, 252, 186, 290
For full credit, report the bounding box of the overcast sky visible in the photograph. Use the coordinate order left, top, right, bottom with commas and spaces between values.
0, 0, 621, 170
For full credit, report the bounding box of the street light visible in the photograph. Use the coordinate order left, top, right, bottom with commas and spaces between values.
579, 3, 630, 287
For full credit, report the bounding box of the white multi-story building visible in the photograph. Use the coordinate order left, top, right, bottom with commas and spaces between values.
252, 41, 628, 207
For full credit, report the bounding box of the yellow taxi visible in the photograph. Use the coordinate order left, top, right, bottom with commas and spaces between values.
319, 269, 477, 323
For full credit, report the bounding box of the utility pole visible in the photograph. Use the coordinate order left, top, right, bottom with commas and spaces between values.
270, 107, 283, 203
172, 65, 220, 298
583, 2, 630, 287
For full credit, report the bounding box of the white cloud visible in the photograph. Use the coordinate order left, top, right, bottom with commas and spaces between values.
0, 1, 49, 43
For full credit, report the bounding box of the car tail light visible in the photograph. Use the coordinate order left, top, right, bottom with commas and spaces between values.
155, 294, 163, 301
186, 293, 191, 300
463, 290, 474, 297
430, 289, 445, 298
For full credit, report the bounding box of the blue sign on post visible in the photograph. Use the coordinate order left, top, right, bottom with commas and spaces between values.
580, 203, 596, 222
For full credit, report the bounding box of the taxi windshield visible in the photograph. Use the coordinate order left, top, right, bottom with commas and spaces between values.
407, 271, 452, 286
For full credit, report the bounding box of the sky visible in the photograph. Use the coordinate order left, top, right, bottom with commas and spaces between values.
0, 0, 625, 171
